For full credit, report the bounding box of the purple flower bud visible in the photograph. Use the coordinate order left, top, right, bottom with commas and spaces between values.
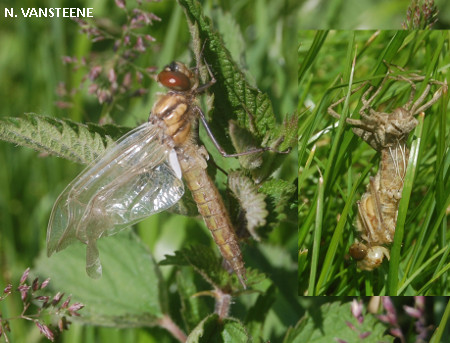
3, 284, 12, 295
134, 36, 146, 52
123, 72, 132, 88
415, 296, 425, 311
35, 321, 54, 341
136, 71, 144, 82
89, 66, 102, 81
404, 305, 422, 319
97, 89, 112, 104
40, 278, 50, 289
351, 299, 364, 324
20, 268, 30, 284
382, 297, 395, 314
108, 68, 117, 83
389, 327, 403, 339
359, 331, 371, 339
345, 321, 356, 330
51, 292, 64, 306
32, 278, 40, 291
115, 0, 126, 9
68, 302, 84, 316
17, 285, 30, 301
61, 296, 71, 309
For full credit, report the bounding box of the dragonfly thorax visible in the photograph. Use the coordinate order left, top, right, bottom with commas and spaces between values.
151, 92, 195, 146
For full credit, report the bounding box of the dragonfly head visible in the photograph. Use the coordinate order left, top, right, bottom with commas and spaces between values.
158, 61, 197, 92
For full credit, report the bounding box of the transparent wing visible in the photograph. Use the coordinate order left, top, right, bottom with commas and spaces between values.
47, 121, 184, 277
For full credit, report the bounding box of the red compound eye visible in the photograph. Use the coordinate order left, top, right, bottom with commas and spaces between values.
157, 70, 191, 91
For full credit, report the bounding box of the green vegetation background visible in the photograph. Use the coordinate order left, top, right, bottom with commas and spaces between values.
0, 0, 298, 341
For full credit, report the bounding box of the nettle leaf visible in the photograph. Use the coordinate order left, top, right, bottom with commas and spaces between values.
228, 171, 268, 241
244, 283, 277, 340
176, 268, 211, 332
178, 0, 296, 161
186, 314, 250, 343
260, 179, 296, 224
283, 302, 393, 343
160, 245, 266, 291
0, 113, 128, 164
33, 231, 167, 327
160, 245, 236, 290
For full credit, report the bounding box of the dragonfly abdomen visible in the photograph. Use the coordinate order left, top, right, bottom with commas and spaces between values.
177, 144, 246, 288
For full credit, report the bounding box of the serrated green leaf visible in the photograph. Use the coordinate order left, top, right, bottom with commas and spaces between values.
33, 231, 167, 327
228, 171, 268, 241
0, 114, 129, 164
160, 245, 267, 291
186, 314, 250, 343
176, 269, 211, 331
244, 283, 277, 341
178, 0, 295, 155
260, 178, 296, 224
211, 8, 246, 68
283, 302, 393, 343
159, 244, 235, 289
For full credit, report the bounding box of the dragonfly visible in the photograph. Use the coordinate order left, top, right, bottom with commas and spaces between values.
47, 60, 279, 288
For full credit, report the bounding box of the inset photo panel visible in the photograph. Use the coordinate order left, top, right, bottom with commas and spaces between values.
298, 30, 449, 296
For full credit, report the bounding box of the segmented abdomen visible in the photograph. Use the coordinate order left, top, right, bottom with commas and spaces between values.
177, 145, 246, 287
377, 143, 409, 236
